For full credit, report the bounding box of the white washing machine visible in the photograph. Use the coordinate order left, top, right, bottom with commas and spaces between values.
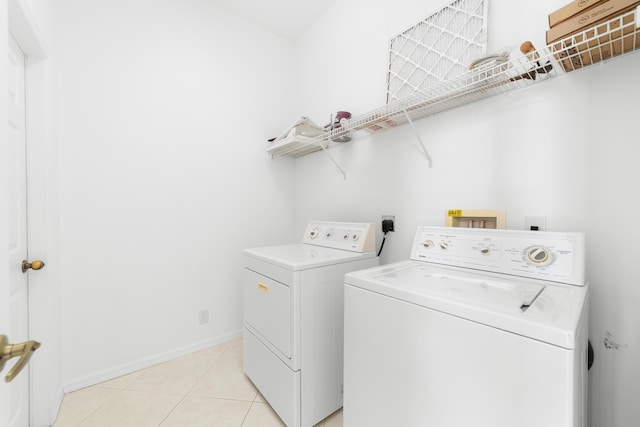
344, 226, 589, 427
243, 221, 379, 427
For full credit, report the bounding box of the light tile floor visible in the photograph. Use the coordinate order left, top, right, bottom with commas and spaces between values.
53, 338, 343, 427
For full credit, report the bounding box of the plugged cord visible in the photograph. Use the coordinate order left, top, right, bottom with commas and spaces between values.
377, 232, 387, 257
377, 219, 394, 257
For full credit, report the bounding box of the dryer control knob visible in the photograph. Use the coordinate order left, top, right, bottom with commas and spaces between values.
422, 240, 434, 248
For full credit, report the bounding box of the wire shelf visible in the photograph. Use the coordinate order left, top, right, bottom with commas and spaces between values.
267, 7, 640, 167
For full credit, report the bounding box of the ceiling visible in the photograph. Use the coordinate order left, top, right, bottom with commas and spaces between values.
208, 0, 339, 40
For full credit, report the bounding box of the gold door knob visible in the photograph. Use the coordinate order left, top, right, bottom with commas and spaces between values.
0, 335, 41, 382
22, 259, 45, 273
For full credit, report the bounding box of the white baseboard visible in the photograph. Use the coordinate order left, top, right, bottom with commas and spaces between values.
61, 329, 242, 393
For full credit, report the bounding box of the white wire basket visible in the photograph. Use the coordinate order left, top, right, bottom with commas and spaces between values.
266, 135, 328, 158
549, 7, 639, 72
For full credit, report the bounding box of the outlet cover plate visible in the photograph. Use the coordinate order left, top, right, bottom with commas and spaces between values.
525, 216, 546, 231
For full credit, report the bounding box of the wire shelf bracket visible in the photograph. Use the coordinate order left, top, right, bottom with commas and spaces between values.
402, 108, 433, 167
318, 142, 346, 180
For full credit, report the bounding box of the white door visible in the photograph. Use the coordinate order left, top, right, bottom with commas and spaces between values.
1, 33, 33, 427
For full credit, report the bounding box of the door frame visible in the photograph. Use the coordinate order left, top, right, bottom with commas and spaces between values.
7, 1, 62, 425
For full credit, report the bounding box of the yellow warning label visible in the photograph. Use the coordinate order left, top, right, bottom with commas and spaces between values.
447, 210, 463, 217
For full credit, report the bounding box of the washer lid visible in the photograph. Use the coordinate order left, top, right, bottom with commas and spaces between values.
244, 243, 377, 271
345, 261, 588, 349
378, 264, 545, 313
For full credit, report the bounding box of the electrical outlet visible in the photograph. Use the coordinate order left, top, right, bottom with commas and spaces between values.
525, 216, 546, 231
382, 215, 395, 232
198, 310, 209, 325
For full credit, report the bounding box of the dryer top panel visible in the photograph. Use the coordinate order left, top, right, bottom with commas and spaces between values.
244, 243, 377, 271
302, 221, 376, 253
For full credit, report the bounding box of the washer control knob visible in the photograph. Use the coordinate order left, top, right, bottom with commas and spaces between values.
439, 242, 449, 250
343, 233, 349, 240
480, 247, 491, 255
352, 233, 360, 241
525, 246, 553, 266
422, 240, 434, 248
309, 228, 319, 239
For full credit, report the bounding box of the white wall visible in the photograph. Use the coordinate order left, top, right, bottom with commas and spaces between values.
583, 57, 640, 427
294, 1, 640, 426
54, 0, 298, 389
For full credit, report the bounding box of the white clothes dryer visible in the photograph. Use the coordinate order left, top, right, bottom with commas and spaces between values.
344, 226, 589, 427
243, 221, 379, 427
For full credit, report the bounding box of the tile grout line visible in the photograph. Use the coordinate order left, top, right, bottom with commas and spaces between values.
240, 401, 256, 427
156, 351, 226, 426
155, 392, 188, 426
72, 387, 126, 427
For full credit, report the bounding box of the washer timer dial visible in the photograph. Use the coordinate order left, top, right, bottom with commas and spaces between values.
422, 240, 434, 248
524, 246, 554, 267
